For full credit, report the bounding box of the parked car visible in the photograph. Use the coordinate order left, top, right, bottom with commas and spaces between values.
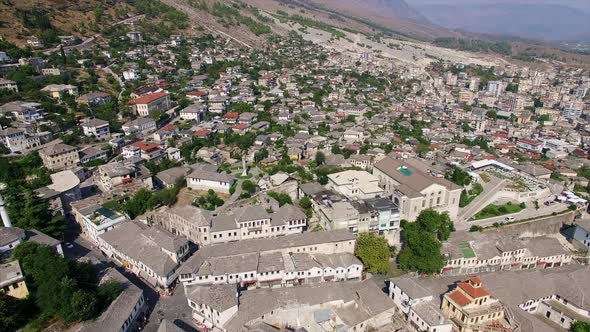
505, 216, 515, 222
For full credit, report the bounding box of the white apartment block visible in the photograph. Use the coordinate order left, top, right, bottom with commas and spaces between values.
179, 230, 357, 285
389, 278, 453, 332
0, 128, 40, 153
0, 78, 18, 92
122, 145, 141, 159
442, 235, 572, 276
98, 222, 190, 290
40, 84, 78, 99
122, 117, 157, 136
71, 203, 127, 244
326, 170, 384, 200
82, 118, 110, 137
128, 92, 170, 117
187, 280, 395, 332
187, 169, 236, 194
40, 143, 79, 170
373, 158, 462, 222
150, 205, 308, 246
181, 250, 362, 289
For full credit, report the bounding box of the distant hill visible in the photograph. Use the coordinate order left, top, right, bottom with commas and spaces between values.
415, 3, 590, 41
298, 0, 452, 40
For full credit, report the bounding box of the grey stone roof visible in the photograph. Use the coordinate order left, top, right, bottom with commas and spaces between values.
197, 252, 260, 276
157, 320, 186, 332
257, 252, 284, 273
99, 222, 187, 277
225, 281, 394, 331
41, 143, 77, 156
156, 166, 190, 185
0, 227, 25, 247
99, 162, 135, 178
79, 268, 143, 332
82, 118, 109, 128
389, 277, 432, 300
443, 231, 569, 261
374, 157, 461, 197
179, 230, 356, 275
290, 252, 321, 270
188, 169, 235, 183
168, 205, 210, 227
408, 265, 590, 332
187, 284, 238, 313
26, 229, 60, 247
0, 260, 24, 287
272, 204, 307, 224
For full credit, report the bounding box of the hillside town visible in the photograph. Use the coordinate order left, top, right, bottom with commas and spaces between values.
1, 2, 590, 332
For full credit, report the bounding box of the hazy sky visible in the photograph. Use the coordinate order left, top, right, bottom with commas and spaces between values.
406, 0, 590, 13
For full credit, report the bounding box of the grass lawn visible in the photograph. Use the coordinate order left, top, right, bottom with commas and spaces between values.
473, 202, 525, 220
459, 183, 484, 208
387, 261, 406, 278
479, 172, 491, 183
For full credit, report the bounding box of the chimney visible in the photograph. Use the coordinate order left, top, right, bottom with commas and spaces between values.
0, 193, 12, 227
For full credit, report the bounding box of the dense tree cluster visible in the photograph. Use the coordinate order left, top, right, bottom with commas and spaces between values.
445, 166, 472, 186
104, 179, 184, 219
193, 189, 225, 211
355, 232, 390, 274
398, 209, 454, 274
571, 321, 590, 332
2, 242, 122, 331
0, 153, 65, 238
268, 191, 293, 207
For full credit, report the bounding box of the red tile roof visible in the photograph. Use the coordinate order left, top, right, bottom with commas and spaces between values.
128, 91, 169, 105
491, 132, 509, 139
469, 276, 482, 284
194, 129, 211, 137
187, 91, 208, 97
223, 112, 239, 119
161, 124, 177, 131
449, 290, 471, 307
518, 138, 542, 146
458, 281, 490, 299
232, 123, 249, 130
131, 141, 160, 151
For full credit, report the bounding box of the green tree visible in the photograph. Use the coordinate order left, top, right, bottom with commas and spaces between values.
397, 209, 452, 274
299, 196, 312, 209
71, 290, 98, 321
572, 322, 590, 332
242, 180, 257, 195
268, 191, 292, 206
8, 189, 65, 238
315, 151, 326, 165
445, 166, 472, 186
0, 294, 35, 332
97, 280, 123, 309
355, 233, 389, 274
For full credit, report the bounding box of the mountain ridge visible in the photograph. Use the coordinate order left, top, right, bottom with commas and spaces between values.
415, 3, 590, 41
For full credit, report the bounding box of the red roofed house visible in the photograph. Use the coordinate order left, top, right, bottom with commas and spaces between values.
187, 90, 209, 102
154, 124, 179, 142
516, 138, 543, 153
194, 129, 211, 138
127, 91, 170, 117
223, 111, 239, 124
232, 123, 250, 135
441, 277, 514, 332
131, 141, 164, 161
